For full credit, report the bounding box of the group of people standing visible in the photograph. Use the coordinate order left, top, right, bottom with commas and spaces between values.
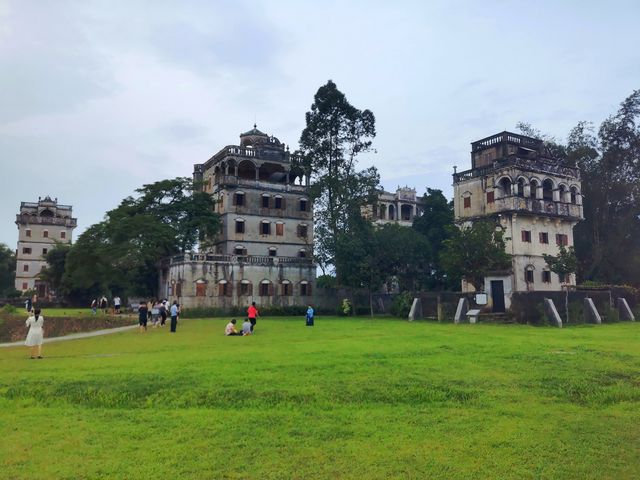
138, 299, 180, 333
90, 295, 121, 315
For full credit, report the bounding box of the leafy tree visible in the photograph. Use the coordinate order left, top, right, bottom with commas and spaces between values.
521, 90, 640, 286
440, 220, 512, 291
62, 178, 220, 302
297, 80, 379, 277
39, 243, 71, 295
0, 243, 17, 296
543, 246, 578, 322
412, 188, 455, 289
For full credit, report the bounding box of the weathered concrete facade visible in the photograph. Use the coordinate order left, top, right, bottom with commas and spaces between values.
453, 132, 583, 310
363, 187, 424, 227
14, 196, 77, 296
160, 126, 316, 308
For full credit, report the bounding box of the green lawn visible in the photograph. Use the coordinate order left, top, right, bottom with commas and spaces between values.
1, 318, 639, 479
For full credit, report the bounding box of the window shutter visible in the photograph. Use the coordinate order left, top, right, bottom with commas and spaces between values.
307, 283, 312, 296
521, 230, 526, 242
218, 283, 224, 296
227, 282, 233, 297
268, 284, 274, 296
248, 283, 253, 296
281, 198, 286, 209
232, 193, 237, 206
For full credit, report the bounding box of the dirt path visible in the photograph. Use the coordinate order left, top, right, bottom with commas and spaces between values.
0, 325, 138, 348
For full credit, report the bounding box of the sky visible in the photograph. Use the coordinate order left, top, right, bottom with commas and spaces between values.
1, 0, 639, 249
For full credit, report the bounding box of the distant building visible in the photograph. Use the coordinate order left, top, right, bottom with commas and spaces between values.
453, 131, 583, 311
15, 196, 77, 297
363, 187, 424, 227
159, 125, 316, 308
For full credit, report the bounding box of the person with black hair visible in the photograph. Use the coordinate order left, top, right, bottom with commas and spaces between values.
138, 301, 149, 332
25, 308, 45, 359
225, 319, 242, 336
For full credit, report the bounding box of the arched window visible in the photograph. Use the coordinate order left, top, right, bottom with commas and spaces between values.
298, 249, 307, 258
281, 280, 292, 296
300, 280, 311, 296
239, 279, 252, 296
195, 279, 207, 297
559, 184, 569, 203
259, 280, 272, 296
516, 178, 526, 197
400, 204, 412, 221
268, 246, 277, 257
542, 179, 554, 201
498, 177, 512, 198
218, 280, 231, 297
234, 245, 247, 256
389, 204, 395, 220
570, 186, 579, 204
524, 265, 535, 284
233, 191, 245, 206
529, 179, 539, 199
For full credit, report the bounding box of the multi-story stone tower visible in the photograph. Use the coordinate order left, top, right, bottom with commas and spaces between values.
160, 125, 316, 308
15, 196, 77, 297
453, 131, 583, 311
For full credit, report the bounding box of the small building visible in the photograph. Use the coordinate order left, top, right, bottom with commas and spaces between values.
453, 131, 583, 311
14, 196, 77, 297
159, 125, 316, 308
363, 187, 424, 226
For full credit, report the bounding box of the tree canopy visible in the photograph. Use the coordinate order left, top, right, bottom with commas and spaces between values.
0, 243, 17, 297
297, 80, 379, 277
61, 178, 220, 302
440, 221, 512, 291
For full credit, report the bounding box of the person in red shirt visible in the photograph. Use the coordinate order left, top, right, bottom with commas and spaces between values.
247, 302, 259, 333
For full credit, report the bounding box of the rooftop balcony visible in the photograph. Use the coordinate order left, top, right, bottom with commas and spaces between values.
454, 156, 580, 183
465, 196, 584, 220
16, 214, 77, 227
168, 253, 314, 267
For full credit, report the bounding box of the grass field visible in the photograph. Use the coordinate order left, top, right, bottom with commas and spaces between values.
1, 317, 639, 479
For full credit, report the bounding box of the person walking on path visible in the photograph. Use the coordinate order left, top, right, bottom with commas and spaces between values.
113, 295, 121, 314
247, 302, 259, 333
90, 298, 97, 315
159, 300, 167, 326
25, 297, 32, 313
138, 301, 149, 332
306, 305, 315, 326
170, 301, 179, 333
25, 308, 45, 359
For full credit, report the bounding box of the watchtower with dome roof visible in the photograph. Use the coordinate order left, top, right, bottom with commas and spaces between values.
160, 125, 316, 308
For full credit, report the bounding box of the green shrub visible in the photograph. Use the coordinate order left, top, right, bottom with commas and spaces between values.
341, 298, 352, 316
390, 292, 413, 319
1, 304, 18, 314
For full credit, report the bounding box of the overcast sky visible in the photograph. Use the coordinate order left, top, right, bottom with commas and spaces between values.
1, 0, 639, 248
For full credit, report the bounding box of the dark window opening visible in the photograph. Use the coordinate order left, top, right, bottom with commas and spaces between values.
542, 271, 551, 283
274, 197, 283, 209
521, 230, 532, 243
297, 224, 308, 238
261, 222, 271, 235
235, 220, 245, 234
539, 232, 549, 244
463, 197, 471, 209
22, 247, 32, 254
525, 269, 534, 283
300, 199, 308, 211
487, 191, 495, 204
262, 195, 270, 208
235, 192, 245, 206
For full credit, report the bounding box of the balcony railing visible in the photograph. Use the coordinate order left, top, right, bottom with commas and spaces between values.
217, 175, 308, 193
483, 196, 583, 219
15, 214, 77, 227
453, 156, 580, 183
169, 253, 314, 267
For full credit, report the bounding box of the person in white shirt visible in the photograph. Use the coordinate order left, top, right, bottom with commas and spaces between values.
242, 319, 252, 336
225, 319, 242, 336
25, 308, 45, 359
113, 296, 121, 314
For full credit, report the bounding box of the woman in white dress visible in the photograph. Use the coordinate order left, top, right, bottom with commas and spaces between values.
25, 308, 45, 359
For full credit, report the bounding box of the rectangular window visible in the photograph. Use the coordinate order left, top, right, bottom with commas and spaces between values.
235, 192, 245, 206
22, 247, 32, 254
240, 282, 250, 296
274, 197, 282, 209
23, 264, 29, 272
556, 234, 568, 246
26, 229, 31, 237
542, 271, 551, 283
262, 195, 270, 208
268, 248, 277, 257
486, 191, 495, 204
463, 197, 471, 209
261, 222, 270, 235
525, 269, 534, 283
60, 231, 66, 239
539, 232, 549, 244
297, 224, 308, 238
43, 231, 48, 238
235, 220, 245, 234
196, 283, 207, 297
260, 283, 270, 296
42, 248, 47, 255
22, 282, 28, 290
521, 230, 531, 243
300, 283, 309, 296
300, 199, 307, 212
276, 223, 284, 236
